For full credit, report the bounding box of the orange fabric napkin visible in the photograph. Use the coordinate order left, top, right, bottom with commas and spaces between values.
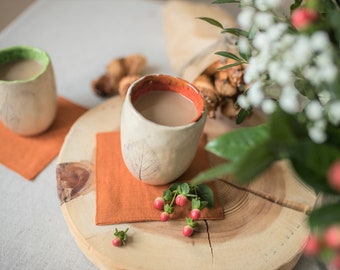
95, 131, 224, 225
0, 96, 87, 180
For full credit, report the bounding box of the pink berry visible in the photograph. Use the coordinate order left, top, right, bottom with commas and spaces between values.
330, 253, 340, 269
291, 8, 318, 30
175, 194, 188, 207
190, 209, 201, 221
160, 212, 170, 222
328, 160, 340, 192
182, 225, 194, 237
153, 197, 165, 211
112, 237, 122, 247
324, 225, 340, 249
304, 234, 320, 256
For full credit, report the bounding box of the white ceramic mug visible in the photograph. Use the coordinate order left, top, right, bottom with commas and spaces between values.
0, 46, 57, 136
120, 74, 207, 185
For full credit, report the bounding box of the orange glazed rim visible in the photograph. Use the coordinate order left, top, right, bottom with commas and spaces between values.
129, 74, 205, 123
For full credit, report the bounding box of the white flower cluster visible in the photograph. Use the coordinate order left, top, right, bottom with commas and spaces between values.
235, 0, 339, 143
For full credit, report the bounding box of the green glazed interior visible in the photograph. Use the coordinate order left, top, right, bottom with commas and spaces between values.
0, 46, 50, 83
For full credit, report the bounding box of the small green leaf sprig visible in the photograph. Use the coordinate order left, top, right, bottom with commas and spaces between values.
153, 182, 214, 237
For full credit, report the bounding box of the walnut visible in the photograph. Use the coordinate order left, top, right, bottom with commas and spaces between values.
106, 58, 126, 78
220, 97, 240, 119
225, 59, 244, 88
92, 74, 118, 97
122, 54, 147, 75
193, 57, 247, 119
214, 70, 238, 97
118, 75, 141, 98
92, 54, 147, 98
193, 75, 220, 118
202, 60, 223, 76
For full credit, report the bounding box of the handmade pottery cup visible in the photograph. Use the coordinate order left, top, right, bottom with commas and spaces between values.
120, 74, 207, 185
0, 46, 57, 136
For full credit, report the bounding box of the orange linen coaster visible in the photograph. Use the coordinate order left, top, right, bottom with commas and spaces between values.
95, 131, 224, 225
0, 96, 87, 180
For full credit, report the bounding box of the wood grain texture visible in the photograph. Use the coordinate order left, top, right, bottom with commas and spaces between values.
57, 96, 316, 270
56, 161, 94, 203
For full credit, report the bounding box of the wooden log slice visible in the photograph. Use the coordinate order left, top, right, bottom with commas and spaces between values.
56, 96, 316, 270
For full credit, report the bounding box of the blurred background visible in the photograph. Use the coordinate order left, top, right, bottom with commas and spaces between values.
0, 0, 35, 31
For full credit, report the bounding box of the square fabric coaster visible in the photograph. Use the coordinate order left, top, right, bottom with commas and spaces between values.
0, 96, 87, 180
95, 131, 224, 225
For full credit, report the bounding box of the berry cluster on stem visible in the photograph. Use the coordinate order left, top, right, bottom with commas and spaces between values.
304, 224, 340, 269
112, 228, 129, 247
153, 182, 214, 237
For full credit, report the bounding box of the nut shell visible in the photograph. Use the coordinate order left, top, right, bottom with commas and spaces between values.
118, 75, 141, 98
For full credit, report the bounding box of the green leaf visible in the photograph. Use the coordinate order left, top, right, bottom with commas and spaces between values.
248, 25, 257, 40
289, 141, 340, 194
162, 189, 173, 201
327, 124, 340, 149
236, 108, 253, 124
221, 28, 248, 37
328, 10, 340, 44
164, 204, 174, 214
290, 0, 303, 11
168, 182, 180, 192
294, 79, 317, 100
197, 184, 214, 208
190, 163, 235, 185
308, 0, 336, 12
336, 0, 340, 8
199, 201, 209, 210
206, 124, 269, 161
180, 183, 190, 194
215, 51, 243, 62
329, 76, 340, 99
212, 0, 240, 3
197, 17, 224, 29
232, 140, 277, 184
191, 198, 201, 209
185, 217, 197, 227
114, 228, 129, 245
239, 50, 251, 63
268, 108, 295, 144
309, 203, 340, 230
268, 107, 307, 145
192, 121, 275, 187
217, 62, 244, 70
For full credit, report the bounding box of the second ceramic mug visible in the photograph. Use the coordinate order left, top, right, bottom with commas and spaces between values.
0, 46, 57, 136
120, 74, 207, 185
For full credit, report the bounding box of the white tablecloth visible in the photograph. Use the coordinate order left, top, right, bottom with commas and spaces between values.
0, 1, 325, 269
